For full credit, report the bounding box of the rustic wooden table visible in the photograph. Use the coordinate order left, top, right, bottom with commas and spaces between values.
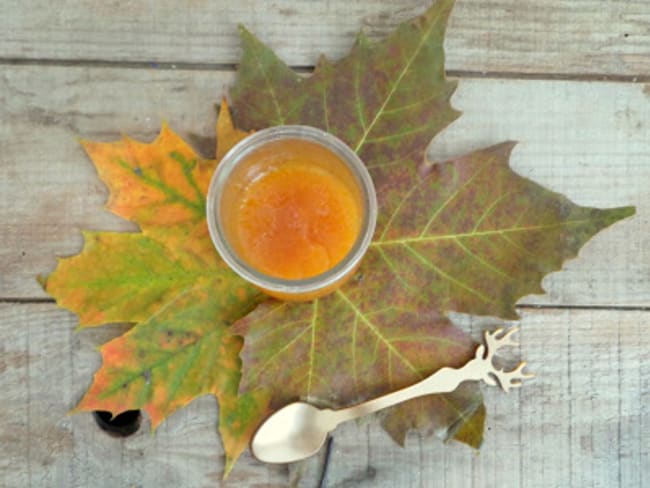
1, 1, 649, 487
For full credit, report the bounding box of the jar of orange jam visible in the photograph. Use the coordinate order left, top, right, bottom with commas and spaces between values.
207, 126, 377, 301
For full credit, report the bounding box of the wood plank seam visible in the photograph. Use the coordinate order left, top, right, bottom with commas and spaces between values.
2, 57, 650, 84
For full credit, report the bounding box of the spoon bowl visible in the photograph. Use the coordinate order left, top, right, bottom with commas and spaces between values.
251, 402, 334, 464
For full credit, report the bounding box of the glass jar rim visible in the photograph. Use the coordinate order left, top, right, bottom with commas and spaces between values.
206, 125, 378, 295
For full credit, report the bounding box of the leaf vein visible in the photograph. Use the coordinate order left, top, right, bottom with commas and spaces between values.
247, 324, 312, 385
307, 300, 318, 397
351, 314, 360, 397
249, 317, 311, 343
382, 90, 447, 115
375, 247, 420, 294
378, 177, 423, 241
363, 119, 443, 144
375, 219, 595, 246
453, 237, 512, 281
404, 244, 494, 304
353, 6, 445, 153
354, 56, 368, 131
336, 291, 421, 378
170, 152, 206, 209
472, 190, 513, 233
115, 158, 204, 216
499, 233, 535, 257
322, 83, 331, 132
251, 47, 285, 125
242, 302, 288, 329
387, 336, 470, 348
162, 335, 202, 413
419, 157, 495, 238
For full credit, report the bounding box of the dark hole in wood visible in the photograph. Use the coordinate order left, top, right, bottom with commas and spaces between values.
93, 410, 141, 437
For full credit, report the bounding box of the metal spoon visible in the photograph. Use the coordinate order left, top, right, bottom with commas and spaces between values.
251, 327, 533, 464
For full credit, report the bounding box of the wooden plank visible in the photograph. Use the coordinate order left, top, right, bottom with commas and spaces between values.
1, 1, 650, 77
1, 65, 647, 305
0, 303, 289, 487
289, 308, 650, 487
2, 304, 647, 487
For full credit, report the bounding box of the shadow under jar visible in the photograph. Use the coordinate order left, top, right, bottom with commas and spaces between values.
207, 126, 377, 301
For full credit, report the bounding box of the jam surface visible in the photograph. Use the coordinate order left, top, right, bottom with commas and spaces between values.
229, 139, 362, 280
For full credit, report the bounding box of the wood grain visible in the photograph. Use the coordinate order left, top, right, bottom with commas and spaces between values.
289, 309, 650, 488
2, 2, 649, 486
0, 303, 290, 488
1, 1, 650, 77
1, 304, 647, 487
1, 65, 647, 305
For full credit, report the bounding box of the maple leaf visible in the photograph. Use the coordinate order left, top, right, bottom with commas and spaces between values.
232, 143, 634, 444
39, 0, 637, 477
229, 0, 635, 447
233, 304, 484, 445
231, 0, 459, 171
42, 102, 267, 475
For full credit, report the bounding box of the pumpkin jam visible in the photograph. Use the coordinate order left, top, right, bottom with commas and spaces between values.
222, 139, 363, 282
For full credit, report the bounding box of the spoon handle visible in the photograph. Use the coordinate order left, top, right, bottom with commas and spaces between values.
331, 328, 532, 425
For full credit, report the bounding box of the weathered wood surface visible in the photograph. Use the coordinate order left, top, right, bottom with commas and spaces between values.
0, 303, 289, 487
1, 65, 647, 305
1, 1, 650, 77
1, 305, 648, 487
305, 309, 650, 488
1, 1, 650, 487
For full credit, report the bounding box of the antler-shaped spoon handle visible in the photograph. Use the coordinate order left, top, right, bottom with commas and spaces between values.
251, 327, 533, 464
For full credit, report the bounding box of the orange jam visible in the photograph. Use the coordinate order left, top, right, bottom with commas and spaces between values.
221, 139, 363, 283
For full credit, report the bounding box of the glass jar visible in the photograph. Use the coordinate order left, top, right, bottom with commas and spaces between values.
207, 125, 377, 301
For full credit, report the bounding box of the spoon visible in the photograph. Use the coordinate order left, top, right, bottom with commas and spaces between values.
251, 327, 533, 464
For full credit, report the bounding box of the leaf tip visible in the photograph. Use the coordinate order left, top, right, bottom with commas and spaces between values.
498, 302, 522, 321
449, 402, 486, 449
595, 204, 636, 230
380, 417, 408, 447
78, 137, 99, 157
414, 0, 457, 37
237, 24, 253, 40
66, 407, 80, 417
354, 30, 370, 46
222, 457, 236, 480
218, 98, 232, 122
158, 119, 172, 139
70, 392, 95, 416
313, 54, 333, 74
492, 140, 519, 155
148, 412, 164, 435
429, 0, 457, 20
618, 205, 636, 220
36, 273, 48, 290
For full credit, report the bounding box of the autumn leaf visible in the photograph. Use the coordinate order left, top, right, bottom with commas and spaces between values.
42, 102, 267, 475
229, 0, 634, 446
40, 0, 637, 477
367, 142, 634, 318
233, 304, 485, 446
232, 143, 634, 444
231, 0, 459, 171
